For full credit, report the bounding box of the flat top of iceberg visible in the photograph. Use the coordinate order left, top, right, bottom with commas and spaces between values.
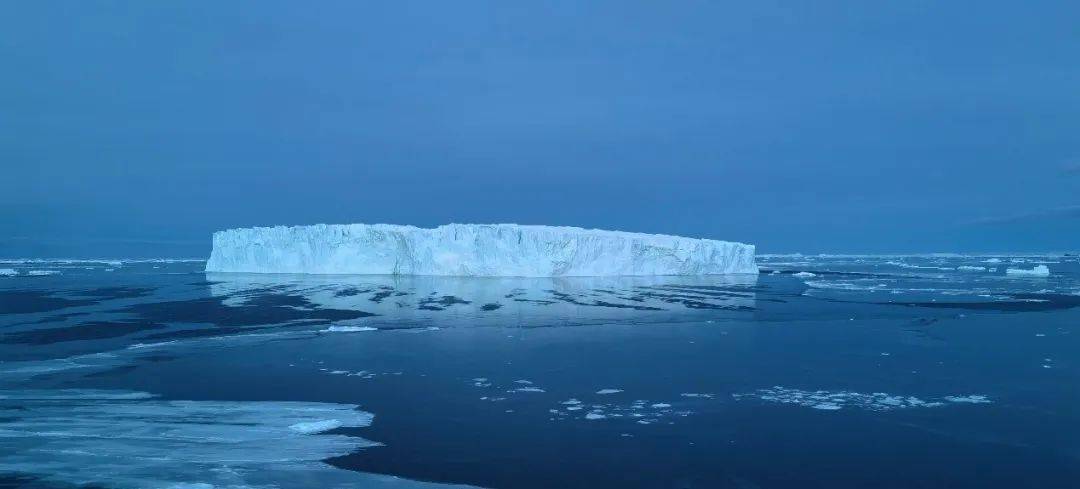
214, 223, 754, 247
206, 223, 758, 277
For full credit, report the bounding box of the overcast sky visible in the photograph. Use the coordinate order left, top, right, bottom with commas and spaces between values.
3, 1, 1078, 257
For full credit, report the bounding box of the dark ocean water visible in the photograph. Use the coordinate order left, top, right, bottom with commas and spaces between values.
0, 255, 1078, 488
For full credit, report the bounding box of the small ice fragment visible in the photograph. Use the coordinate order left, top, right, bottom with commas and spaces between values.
943, 395, 991, 404
585, 412, 607, 420
508, 387, 545, 393
650, 403, 671, 408
323, 326, 377, 333
595, 389, 623, 395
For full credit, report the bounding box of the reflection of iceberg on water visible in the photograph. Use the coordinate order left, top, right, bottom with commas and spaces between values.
205, 223, 757, 277
205, 272, 759, 325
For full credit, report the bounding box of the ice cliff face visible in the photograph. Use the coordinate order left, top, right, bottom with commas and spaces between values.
205, 224, 758, 277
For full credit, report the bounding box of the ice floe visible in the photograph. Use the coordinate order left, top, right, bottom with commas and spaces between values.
0, 389, 464, 488
1006, 265, 1050, 277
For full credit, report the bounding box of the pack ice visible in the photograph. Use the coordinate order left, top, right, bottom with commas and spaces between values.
205, 223, 758, 277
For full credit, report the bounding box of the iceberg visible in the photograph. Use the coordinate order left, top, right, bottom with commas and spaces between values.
205, 224, 757, 277
1006, 265, 1050, 277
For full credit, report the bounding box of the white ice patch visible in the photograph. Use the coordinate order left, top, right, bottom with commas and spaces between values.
25, 270, 61, 276
734, 386, 991, 411
289, 419, 344, 434
804, 281, 886, 292
793, 272, 816, 278
679, 393, 714, 399
0, 268, 16, 276
595, 388, 623, 395
943, 395, 991, 404
205, 223, 758, 276
1006, 265, 1050, 277
956, 266, 986, 272
508, 387, 545, 393
323, 325, 378, 333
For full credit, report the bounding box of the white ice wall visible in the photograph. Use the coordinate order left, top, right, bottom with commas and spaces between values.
205, 223, 758, 277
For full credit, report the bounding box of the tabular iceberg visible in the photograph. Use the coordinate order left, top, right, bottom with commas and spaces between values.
205, 223, 757, 277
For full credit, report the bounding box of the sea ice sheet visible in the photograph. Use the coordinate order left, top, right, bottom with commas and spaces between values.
0, 389, 470, 488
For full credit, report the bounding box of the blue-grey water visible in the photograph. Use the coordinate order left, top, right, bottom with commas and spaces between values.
0, 255, 1078, 488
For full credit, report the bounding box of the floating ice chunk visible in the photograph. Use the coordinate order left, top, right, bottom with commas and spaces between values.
650, 403, 672, 408
984, 258, 1002, 263
508, 387, 545, 393
956, 266, 985, 271
26, 270, 60, 276
0, 268, 16, 276
585, 412, 607, 420
679, 393, 714, 399
595, 388, 623, 395
793, 271, 816, 278
1006, 265, 1050, 277
943, 395, 991, 404
205, 223, 758, 276
323, 325, 377, 333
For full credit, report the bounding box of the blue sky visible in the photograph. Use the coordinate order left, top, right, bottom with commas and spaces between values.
2, 1, 1078, 257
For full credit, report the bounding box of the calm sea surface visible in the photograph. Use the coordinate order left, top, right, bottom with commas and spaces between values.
1, 255, 1078, 488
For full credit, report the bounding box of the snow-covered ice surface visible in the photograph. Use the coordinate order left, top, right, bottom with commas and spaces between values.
204, 223, 758, 276
0, 390, 468, 489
